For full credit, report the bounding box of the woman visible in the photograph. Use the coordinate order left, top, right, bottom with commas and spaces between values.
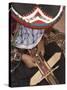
10, 23, 65, 87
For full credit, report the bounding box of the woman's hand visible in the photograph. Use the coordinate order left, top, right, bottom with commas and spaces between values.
21, 37, 46, 68
22, 54, 36, 68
